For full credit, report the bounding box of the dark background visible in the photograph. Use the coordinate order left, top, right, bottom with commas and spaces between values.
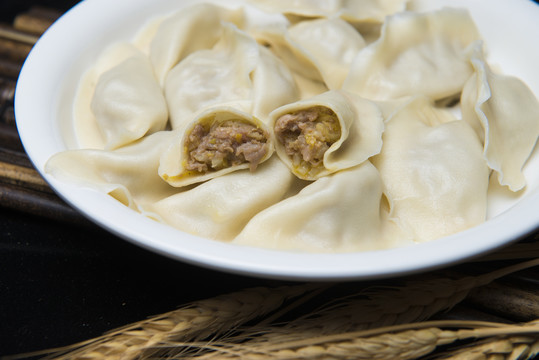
0, 0, 79, 22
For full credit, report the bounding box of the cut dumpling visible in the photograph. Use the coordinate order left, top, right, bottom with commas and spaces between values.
149, 3, 245, 85
343, 7, 481, 101
44, 131, 178, 212
461, 42, 539, 192
159, 106, 273, 188
150, 157, 296, 241
371, 96, 489, 243
271, 90, 384, 180
233, 161, 401, 253
90, 49, 168, 149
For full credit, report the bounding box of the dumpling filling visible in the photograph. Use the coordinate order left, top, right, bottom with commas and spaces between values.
274, 106, 341, 177
185, 120, 269, 173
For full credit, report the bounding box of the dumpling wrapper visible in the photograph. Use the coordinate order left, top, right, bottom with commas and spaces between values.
165, 23, 299, 129
253, 18, 366, 88
371, 96, 489, 243
149, 3, 245, 85
90, 49, 168, 150
250, 45, 300, 122
461, 42, 539, 192
270, 90, 384, 180
159, 106, 274, 188
44, 131, 178, 213
233, 161, 407, 253
247, 0, 408, 23
165, 23, 259, 129
150, 157, 296, 241
286, 17, 366, 89
343, 7, 481, 101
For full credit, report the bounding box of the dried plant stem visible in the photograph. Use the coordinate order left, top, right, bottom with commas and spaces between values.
432, 336, 539, 360
240, 258, 539, 343
35, 285, 318, 360
0, 28, 39, 45
11, 258, 539, 360
186, 320, 539, 360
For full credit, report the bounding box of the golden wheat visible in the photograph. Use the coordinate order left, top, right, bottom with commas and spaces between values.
430, 335, 539, 360
177, 320, 539, 360
11, 259, 539, 360
36, 284, 318, 360
225, 258, 539, 345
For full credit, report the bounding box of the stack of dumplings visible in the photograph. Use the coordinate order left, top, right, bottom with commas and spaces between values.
46, 0, 539, 253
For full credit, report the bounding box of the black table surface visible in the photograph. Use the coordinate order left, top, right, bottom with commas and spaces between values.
0, 206, 282, 356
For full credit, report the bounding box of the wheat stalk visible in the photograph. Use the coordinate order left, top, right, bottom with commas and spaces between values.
11, 258, 539, 360
230, 258, 539, 345
32, 284, 318, 360
170, 319, 539, 360
431, 336, 539, 360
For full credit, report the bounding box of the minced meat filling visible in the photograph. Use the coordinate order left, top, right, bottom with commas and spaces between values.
185, 120, 269, 173
274, 106, 341, 176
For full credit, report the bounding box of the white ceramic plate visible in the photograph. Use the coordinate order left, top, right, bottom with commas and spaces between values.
15, 0, 539, 281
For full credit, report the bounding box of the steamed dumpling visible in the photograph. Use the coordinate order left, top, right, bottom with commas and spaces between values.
90, 49, 168, 150
286, 17, 366, 89
165, 23, 259, 129
343, 7, 481, 101
158, 106, 273, 188
165, 23, 299, 129
150, 157, 296, 241
461, 42, 539, 192
251, 17, 366, 89
247, 0, 408, 23
372, 96, 489, 242
44, 131, 178, 212
149, 3, 245, 85
270, 90, 384, 180
233, 161, 403, 253
251, 45, 301, 121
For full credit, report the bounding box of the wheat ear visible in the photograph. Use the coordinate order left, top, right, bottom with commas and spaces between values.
183, 319, 539, 360
35, 284, 318, 360
432, 336, 539, 360
235, 258, 539, 345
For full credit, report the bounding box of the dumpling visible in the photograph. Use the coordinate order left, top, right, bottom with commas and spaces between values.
461, 42, 539, 192
150, 157, 296, 241
343, 7, 481, 101
247, 0, 408, 24
251, 45, 301, 121
164, 23, 259, 130
165, 23, 299, 129
149, 3, 245, 85
233, 161, 402, 253
90, 49, 168, 149
252, 17, 366, 89
158, 106, 273, 188
371, 96, 490, 243
270, 90, 384, 180
285, 17, 366, 89
44, 131, 178, 212
253, 27, 324, 84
